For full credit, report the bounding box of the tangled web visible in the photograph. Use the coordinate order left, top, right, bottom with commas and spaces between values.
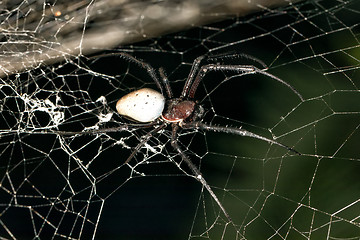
1, 0, 360, 239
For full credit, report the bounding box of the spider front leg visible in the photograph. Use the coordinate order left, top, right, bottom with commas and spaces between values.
187, 64, 304, 101
170, 124, 234, 226
181, 52, 268, 99
91, 52, 164, 95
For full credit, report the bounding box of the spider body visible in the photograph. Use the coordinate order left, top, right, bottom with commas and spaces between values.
116, 88, 165, 122
161, 98, 196, 123
57, 52, 303, 230
116, 88, 197, 124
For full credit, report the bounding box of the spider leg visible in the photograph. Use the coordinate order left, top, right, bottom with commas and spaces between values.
91, 52, 164, 95
183, 122, 301, 155
124, 123, 167, 164
181, 55, 206, 98
207, 52, 268, 69
159, 67, 173, 98
187, 64, 303, 101
182, 53, 268, 98
170, 124, 234, 225
50, 122, 158, 136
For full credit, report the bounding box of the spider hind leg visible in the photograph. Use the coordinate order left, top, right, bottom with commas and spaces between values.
124, 123, 167, 164
170, 124, 235, 227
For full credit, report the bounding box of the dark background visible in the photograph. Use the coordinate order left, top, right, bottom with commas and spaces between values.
0, 0, 360, 239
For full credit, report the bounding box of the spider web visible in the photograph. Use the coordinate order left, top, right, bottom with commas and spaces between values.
1, 0, 360, 239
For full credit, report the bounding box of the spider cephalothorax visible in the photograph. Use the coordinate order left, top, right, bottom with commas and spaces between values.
161, 98, 196, 123
57, 52, 303, 229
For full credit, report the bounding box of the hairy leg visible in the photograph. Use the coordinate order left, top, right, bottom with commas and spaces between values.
188, 64, 303, 101
183, 122, 301, 155
170, 124, 234, 225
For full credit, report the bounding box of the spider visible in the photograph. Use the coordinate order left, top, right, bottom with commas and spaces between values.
56, 52, 303, 226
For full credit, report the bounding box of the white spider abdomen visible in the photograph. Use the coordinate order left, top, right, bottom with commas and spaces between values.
116, 88, 165, 122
